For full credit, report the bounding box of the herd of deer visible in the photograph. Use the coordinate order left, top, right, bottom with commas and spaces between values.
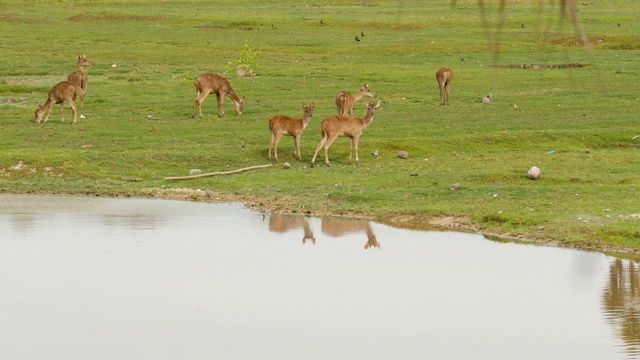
34, 55, 453, 167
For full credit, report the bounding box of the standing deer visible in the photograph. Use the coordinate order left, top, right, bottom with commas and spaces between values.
436, 67, 453, 105
311, 100, 381, 167
191, 73, 244, 119
334, 83, 377, 117
67, 54, 94, 109
34, 81, 82, 124
268, 103, 315, 162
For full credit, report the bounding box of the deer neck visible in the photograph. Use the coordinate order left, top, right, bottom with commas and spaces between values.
361, 111, 376, 129
77, 62, 85, 72
353, 91, 366, 102
226, 89, 241, 103
301, 114, 312, 128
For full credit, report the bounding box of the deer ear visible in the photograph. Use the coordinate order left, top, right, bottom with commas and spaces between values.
364, 102, 369, 107
375, 100, 381, 108
311, 102, 315, 108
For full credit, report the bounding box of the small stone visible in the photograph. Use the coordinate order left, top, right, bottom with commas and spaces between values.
527, 166, 541, 180
450, 183, 461, 190
189, 169, 202, 175
371, 150, 379, 158
397, 150, 408, 159
282, 162, 291, 169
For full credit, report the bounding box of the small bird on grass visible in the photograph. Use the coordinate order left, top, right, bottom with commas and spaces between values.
355, 36, 360, 42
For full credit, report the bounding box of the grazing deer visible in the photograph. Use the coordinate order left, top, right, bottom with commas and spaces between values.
268, 103, 315, 162
191, 73, 244, 118
436, 67, 453, 105
334, 83, 377, 117
34, 81, 82, 124
311, 100, 381, 167
67, 54, 94, 109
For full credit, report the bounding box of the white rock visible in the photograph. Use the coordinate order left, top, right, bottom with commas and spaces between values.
527, 166, 541, 179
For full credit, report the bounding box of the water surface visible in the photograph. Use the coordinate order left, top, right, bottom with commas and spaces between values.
0, 194, 638, 359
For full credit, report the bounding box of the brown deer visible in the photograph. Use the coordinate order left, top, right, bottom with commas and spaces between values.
191, 73, 244, 118
67, 54, 94, 109
268, 103, 315, 162
34, 81, 82, 124
311, 100, 381, 167
321, 218, 380, 250
436, 67, 453, 105
334, 83, 377, 117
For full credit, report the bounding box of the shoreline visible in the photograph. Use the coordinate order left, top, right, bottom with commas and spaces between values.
3, 188, 638, 258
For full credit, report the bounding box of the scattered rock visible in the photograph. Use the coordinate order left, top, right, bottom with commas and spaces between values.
282, 162, 291, 169
481, 93, 493, 103
546, 150, 557, 155
189, 169, 202, 175
450, 183, 461, 190
9, 161, 26, 170
371, 150, 379, 158
527, 166, 541, 180
397, 151, 408, 159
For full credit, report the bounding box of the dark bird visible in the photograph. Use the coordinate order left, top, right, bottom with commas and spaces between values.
521, 24, 524, 28
355, 36, 360, 42
320, 19, 324, 25
460, 58, 465, 62
272, 24, 277, 29
361, 31, 365, 37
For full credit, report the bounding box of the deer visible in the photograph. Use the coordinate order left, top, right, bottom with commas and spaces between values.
268, 103, 315, 162
311, 100, 381, 167
34, 81, 82, 124
436, 67, 453, 105
191, 72, 244, 119
67, 54, 94, 109
334, 83, 377, 117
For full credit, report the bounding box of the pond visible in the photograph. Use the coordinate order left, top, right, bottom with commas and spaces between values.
0, 194, 638, 359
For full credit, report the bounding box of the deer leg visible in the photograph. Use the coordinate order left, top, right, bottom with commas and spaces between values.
59, 102, 65, 123
268, 132, 276, 161
294, 135, 302, 160
68, 98, 78, 124
199, 92, 210, 119
80, 81, 87, 109
216, 92, 225, 118
322, 134, 340, 166
191, 90, 201, 118
353, 136, 360, 165
311, 135, 328, 167
272, 133, 283, 162
348, 137, 354, 164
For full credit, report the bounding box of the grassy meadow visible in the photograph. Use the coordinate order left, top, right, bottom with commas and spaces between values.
0, 0, 638, 251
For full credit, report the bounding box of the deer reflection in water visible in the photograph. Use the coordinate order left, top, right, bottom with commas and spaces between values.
602, 259, 640, 357
268, 214, 316, 244
321, 218, 380, 250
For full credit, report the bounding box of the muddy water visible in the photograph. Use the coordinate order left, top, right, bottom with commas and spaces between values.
0, 194, 638, 360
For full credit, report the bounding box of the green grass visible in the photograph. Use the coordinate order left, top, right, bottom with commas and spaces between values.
1, 0, 639, 250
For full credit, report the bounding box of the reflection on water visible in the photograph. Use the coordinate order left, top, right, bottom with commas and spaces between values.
0, 194, 638, 360
269, 214, 316, 244
321, 217, 380, 249
603, 259, 640, 357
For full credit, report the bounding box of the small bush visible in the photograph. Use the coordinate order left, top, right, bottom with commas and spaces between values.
225, 40, 261, 77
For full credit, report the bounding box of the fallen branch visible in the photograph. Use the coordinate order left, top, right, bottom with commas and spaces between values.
164, 164, 273, 181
